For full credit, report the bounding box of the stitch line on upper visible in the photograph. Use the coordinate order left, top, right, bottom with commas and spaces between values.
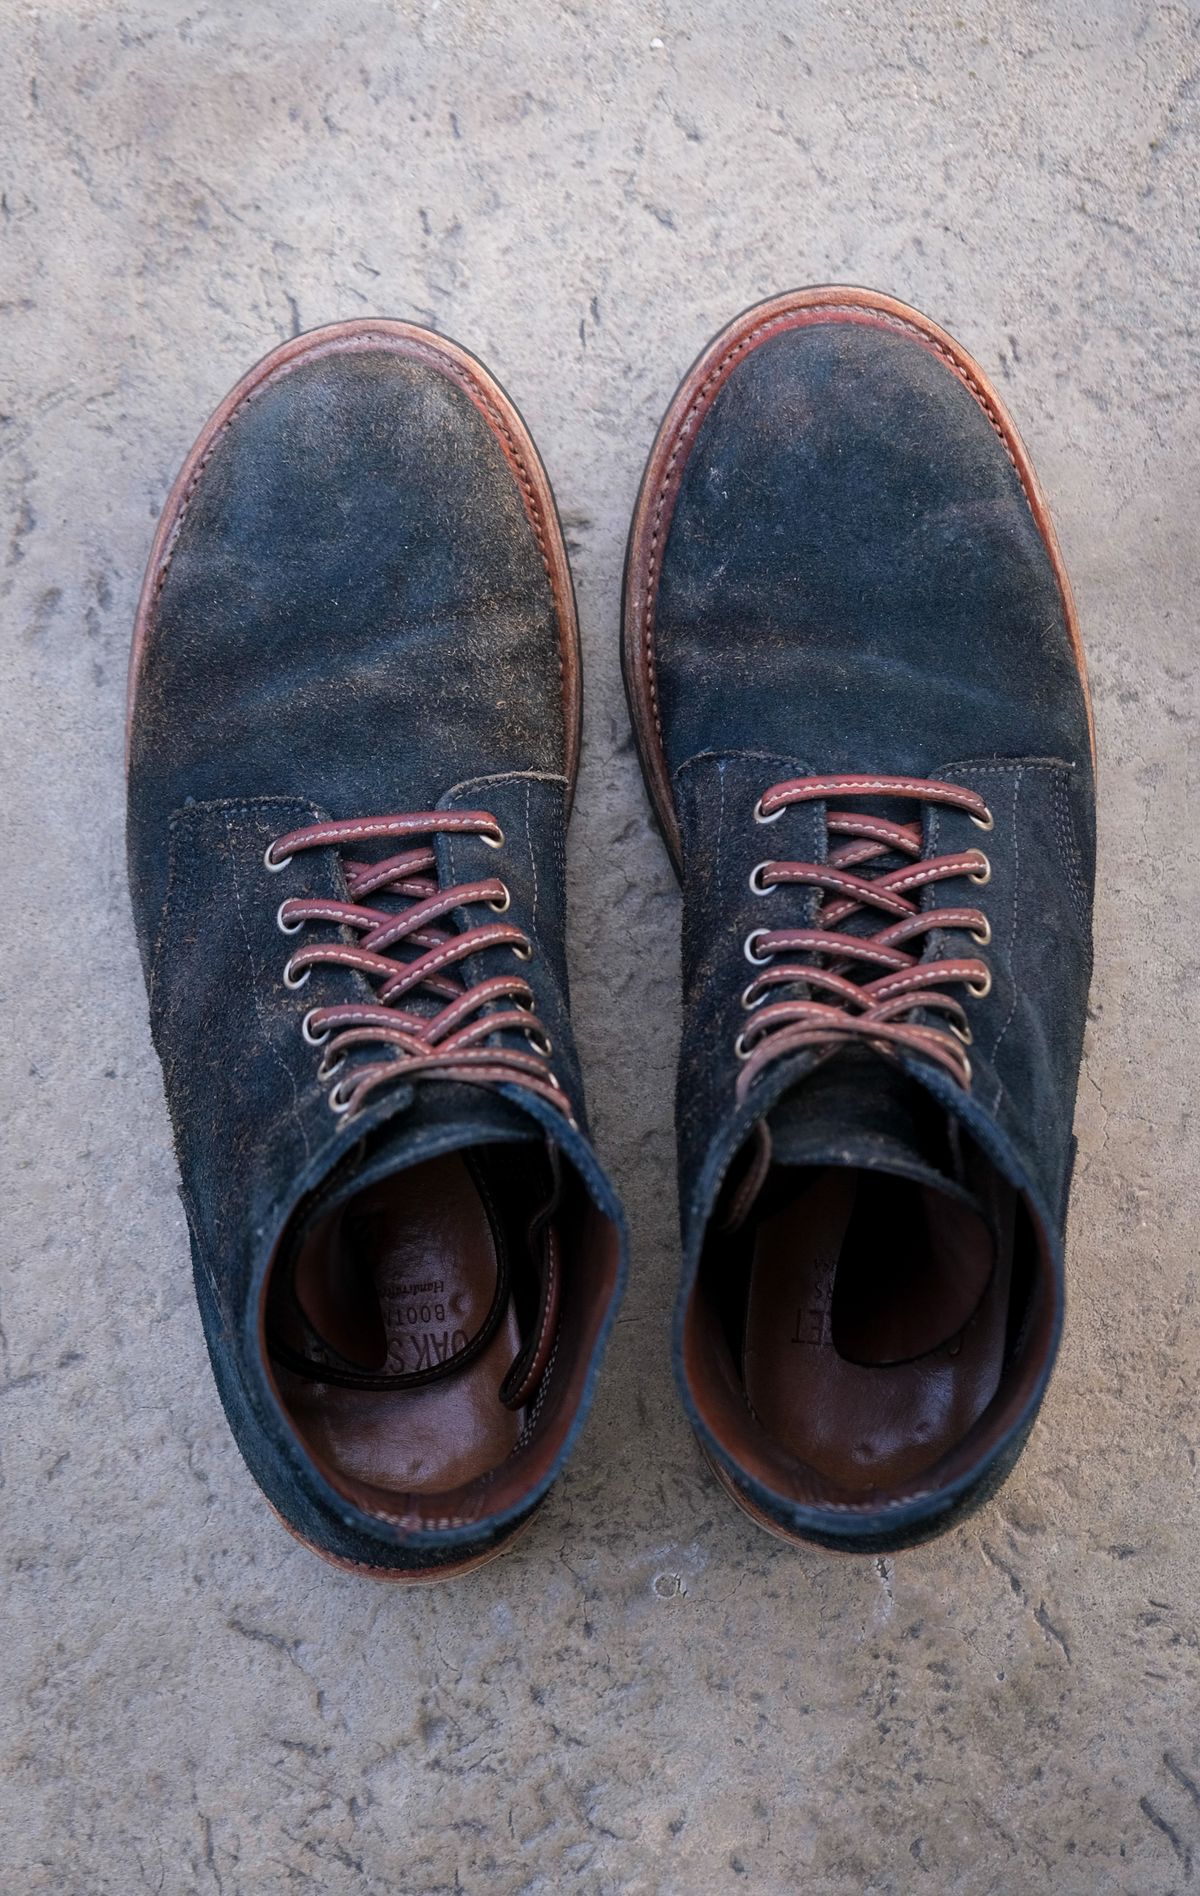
223, 807, 313, 1164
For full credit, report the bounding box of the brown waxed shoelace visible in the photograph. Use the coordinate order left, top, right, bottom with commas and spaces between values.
265, 810, 570, 1122
735, 775, 995, 1100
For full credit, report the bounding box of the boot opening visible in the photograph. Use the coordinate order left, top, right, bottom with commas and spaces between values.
689, 1128, 1051, 1506
262, 1138, 620, 1527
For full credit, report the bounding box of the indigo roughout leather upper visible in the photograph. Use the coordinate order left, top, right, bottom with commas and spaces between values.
127, 323, 625, 1574
624, 289, 1095, 1548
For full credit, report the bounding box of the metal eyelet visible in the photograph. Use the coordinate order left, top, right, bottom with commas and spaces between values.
283, 957, 311, 990
733, 1030, 754, 1060
316, 1050, 345, 1083
525, 1026, 553, 1057
744, 929, 772, 966
489, 883, 511, 913
749, 861, 776, 896
968, 853, 991, 885
276, 900, 304, 936
949, 1020, 973, 1045
960, 1054, 973, 1085
511, 941, 533, 962
741, 981, 767, 1010
480, 826, 505, 850
328, 1079, 356, 1115
968, 969, 993, 999
752, 796, 785, 825
264, 843, 292, 873
969, 916, 992, 946
301, 1009, 331, 1047
970, 806, 995, 832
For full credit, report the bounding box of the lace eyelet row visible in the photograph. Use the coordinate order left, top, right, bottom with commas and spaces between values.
734, 783, 997, 1094
264, 818, 561, 1122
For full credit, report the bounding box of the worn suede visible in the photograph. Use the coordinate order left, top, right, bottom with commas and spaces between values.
127, 328, 626, 1573
630, 298, 1095, 1548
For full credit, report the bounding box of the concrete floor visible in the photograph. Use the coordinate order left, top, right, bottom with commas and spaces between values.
2, 1, 1198, 1890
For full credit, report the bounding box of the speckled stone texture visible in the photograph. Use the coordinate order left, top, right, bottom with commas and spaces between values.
1, 2, 1197, 1889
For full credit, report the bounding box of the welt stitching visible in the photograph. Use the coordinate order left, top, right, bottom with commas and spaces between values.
640, 305, 1036, 742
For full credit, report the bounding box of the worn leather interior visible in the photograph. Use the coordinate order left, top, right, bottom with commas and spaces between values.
694, 1142, 1032, 1504
742, 1164, 1012, 1490
272, 1151, 537, 1498
263, 1140, 621, 1530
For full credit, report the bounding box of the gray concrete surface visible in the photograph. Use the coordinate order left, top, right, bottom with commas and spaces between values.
2, 1, 1198, 1889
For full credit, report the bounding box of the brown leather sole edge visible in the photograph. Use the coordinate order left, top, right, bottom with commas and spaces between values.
702, 1449, 821, 1551
126, 317, 582, 802
266, 1495, 538, 1583
621, 284, 1096, 873
704, 1447, 956, 1558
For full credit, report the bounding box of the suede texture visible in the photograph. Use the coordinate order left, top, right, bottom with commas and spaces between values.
126, 335, 626, 1573
642, 308, 1095, 1547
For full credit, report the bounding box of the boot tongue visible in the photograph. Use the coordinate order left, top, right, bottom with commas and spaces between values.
276, 1083, 540, 1374
766, 1046, 955, 1190
762, 1050, 995, 1365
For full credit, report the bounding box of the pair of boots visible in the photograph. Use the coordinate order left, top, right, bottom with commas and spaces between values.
126, 286, 1095, 1579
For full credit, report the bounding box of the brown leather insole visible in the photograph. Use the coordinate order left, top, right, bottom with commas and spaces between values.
743, 1169, 1012, 1492
276, 1153, 522, 1495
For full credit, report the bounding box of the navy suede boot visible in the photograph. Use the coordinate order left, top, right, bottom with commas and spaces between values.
127, 320, 626, 1579
623, 287, 1095, 1551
